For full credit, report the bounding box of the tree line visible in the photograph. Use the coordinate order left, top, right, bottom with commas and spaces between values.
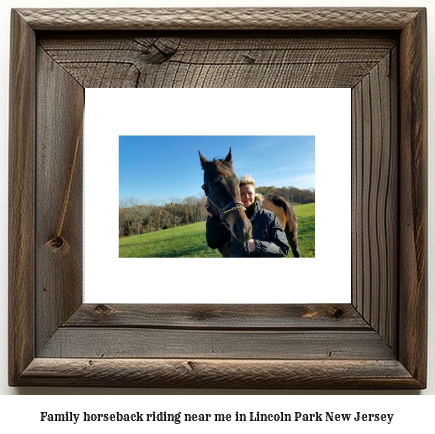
256, 185, 315, 206
119, 196, 208, 237
119, 186, 315, 237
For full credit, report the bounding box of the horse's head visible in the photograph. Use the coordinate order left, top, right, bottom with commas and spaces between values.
199, 148, 252, 243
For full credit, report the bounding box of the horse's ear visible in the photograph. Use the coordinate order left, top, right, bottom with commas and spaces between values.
199, 150, 208, 169
224, 147, 232, 164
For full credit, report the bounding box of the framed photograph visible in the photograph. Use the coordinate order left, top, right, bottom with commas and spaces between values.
9, 8, 427, 388
84, 87, 348, 304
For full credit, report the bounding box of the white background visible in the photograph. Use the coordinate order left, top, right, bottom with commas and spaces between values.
0, 0, 433, 422
84, 88, 351, 304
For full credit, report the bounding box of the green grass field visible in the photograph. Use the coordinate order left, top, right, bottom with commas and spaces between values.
119, 203, 315, 258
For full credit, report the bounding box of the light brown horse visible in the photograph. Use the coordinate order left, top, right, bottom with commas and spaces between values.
199, 148, 300, 258
261, 193, 300, 258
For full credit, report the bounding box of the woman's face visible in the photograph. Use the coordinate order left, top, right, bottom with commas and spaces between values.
240, 184, 256, 208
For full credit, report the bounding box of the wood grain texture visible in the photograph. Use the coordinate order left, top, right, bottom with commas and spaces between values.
35, 48, 84, 353
8, 8, 427, 389
351, 50, 398, 351
38, 329, 395, 360
8, 10, 36, 386
65, 304, 368, 329
17, 358, 420, 389
38, 33, 396, 89
398, 8, 428, 386
16, 8, 422, 31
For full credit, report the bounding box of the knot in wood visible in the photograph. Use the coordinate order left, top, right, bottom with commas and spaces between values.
94, 304, 116, 315
45, 236, 70, 255
332, 308, 345, 319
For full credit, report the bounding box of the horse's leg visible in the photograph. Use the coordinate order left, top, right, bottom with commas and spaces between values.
285, 224, 301, 258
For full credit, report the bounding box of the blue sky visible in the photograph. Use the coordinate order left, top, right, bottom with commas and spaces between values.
119, 135, 315, 204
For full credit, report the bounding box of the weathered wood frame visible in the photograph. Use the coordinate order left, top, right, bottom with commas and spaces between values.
9, 8, 427, 388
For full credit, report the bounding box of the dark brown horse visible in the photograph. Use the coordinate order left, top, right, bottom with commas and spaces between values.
199, 148, 252, 244
199, 148, 301, 258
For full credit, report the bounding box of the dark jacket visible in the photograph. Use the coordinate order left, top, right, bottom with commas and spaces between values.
206, 200, 289, 257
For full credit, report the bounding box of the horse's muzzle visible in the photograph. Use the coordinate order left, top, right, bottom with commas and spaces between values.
232, 218, 252, 243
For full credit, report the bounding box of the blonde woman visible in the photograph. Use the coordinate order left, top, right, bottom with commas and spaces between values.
205, 174, 289, 257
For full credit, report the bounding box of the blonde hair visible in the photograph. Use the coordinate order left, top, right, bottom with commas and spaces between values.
239, 174, 256, 188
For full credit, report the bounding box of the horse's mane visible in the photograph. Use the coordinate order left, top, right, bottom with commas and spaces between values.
209, 158, 235, 177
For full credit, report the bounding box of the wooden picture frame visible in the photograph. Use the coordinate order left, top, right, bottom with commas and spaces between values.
9, 8, 427, 389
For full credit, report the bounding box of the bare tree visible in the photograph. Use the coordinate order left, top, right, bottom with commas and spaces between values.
119, 197, 144, 235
